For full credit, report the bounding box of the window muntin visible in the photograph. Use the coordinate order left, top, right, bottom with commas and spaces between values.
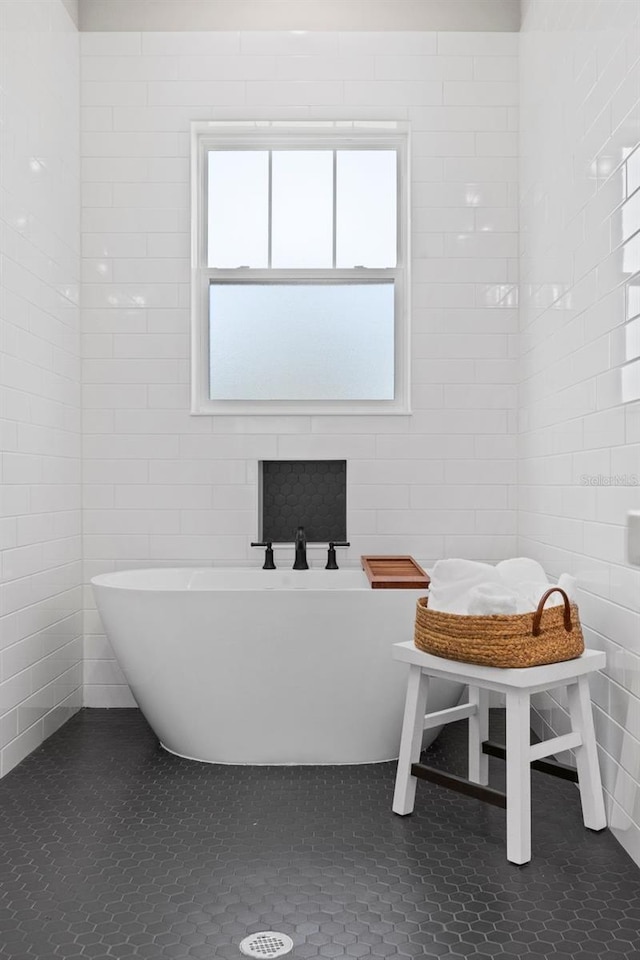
192, 122, 410, 416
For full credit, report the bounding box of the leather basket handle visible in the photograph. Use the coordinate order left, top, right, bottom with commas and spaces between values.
532, 587, 572, 637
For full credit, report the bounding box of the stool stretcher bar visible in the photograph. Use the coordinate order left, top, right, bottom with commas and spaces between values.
411, 734, 582, 811
410, 762, 507, 808
529, 731, 581, 762
482, 740, 579, 783
422, 702, 476, 730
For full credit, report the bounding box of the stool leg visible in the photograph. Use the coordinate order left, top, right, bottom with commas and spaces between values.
468, 685, 489, 785
506, 689, 531, 864
567, 676, 607, 831
393, 665, 429, 816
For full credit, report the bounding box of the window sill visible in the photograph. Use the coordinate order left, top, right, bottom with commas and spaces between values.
191, 398, 412, 416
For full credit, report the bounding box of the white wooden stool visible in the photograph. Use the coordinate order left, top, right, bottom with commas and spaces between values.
392, 642, 607, 864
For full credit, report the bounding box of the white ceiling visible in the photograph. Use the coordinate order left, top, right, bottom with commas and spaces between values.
78, 0, 521, 33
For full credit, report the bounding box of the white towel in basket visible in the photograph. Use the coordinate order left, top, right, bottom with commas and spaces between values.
496, 557, 548, 587
427, 559, 501, 614
428, 557, 577, 616
467, 582, 520, 616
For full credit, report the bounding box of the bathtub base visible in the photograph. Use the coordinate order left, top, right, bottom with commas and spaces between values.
159, 740, 403, 765
158, 725, 446, 766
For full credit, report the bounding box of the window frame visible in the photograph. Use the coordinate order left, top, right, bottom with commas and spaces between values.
190, 121, 411, 416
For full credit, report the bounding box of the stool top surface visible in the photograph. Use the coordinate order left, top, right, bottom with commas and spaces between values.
393, 641, 606, 690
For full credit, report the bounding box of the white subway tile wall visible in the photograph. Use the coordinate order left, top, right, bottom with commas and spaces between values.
80, 29, 519, 707
0, 1, 82, 775
520, 1, 640, 865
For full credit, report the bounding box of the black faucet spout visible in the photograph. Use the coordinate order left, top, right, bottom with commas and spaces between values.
293, 526, 309, 570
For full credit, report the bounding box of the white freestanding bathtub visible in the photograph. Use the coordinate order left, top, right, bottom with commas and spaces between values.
91, 567, 464, 765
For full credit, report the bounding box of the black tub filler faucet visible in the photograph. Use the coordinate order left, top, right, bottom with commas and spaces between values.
293, 526, 308, 570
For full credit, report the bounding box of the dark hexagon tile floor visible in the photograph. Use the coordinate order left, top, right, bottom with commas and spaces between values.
0, 708, 639, 960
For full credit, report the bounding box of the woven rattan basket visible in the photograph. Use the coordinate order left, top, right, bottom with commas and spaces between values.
414, 587, 584, 668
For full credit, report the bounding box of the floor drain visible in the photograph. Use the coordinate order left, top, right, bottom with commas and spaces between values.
239, 932, 294, 958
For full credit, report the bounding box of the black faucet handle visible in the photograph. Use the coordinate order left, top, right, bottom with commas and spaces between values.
326, 541, 350, 570
250, 541, 276, 570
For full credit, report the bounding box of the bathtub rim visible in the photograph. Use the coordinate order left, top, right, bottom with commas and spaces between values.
90, 565, 430, 593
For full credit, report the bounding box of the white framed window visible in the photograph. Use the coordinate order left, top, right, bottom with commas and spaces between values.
191, 121, 410, 416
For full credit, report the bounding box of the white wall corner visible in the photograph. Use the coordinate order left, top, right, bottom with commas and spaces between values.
62, 0, 80, 28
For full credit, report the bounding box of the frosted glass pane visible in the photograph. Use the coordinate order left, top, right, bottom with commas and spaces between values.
336, 150, 397, 268
208, 151, 268, 267
209, 283, 394, 400
271, 151, 333, 268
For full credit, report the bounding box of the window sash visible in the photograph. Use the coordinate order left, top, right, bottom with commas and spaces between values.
196, 130, 409, 276
206, 146, 398, 270
208, 279, 396, 402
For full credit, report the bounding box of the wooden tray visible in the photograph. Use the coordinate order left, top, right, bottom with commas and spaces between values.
361, 555, 430, 590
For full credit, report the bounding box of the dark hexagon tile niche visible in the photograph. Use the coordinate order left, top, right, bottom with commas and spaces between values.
261, 460, 347, 543
0, 709, 639, 960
